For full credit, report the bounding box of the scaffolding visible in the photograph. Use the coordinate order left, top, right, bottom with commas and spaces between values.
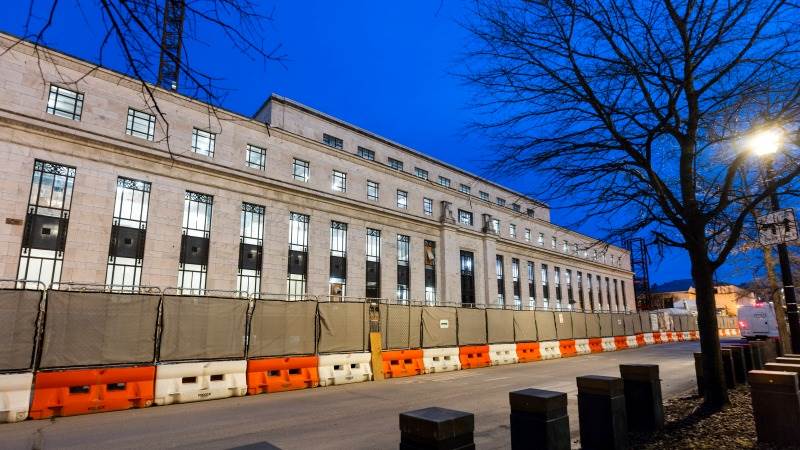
625, 237, 653, 310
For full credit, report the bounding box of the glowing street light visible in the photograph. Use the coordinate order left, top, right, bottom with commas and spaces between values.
747, 128, 783, 157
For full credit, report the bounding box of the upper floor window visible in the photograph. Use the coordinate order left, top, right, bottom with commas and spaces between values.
126, 108, 155, 141
323, 133, 343, 149
246, 144, 266, 171
458, 209, 473, 226
357, 146, 375, 160
512, 203, 521, 212
423, 197, 433, 216
491, 218, 500, 234
525, 228, 531, 242
293, 158, 309, 182
47, 85, 83, 120
496, 197, 506, 207
527, 208, 535, 217
480, 191, 490, 201
460, 184, 471, 194
332, 170, 347, 193
397, 190, 408, 209
415, 167, 429, 180
563, 240, 569, 252
538, 232, 544, 245
509, 224, 517, 238
191, 128, 215, 157
551, 236, 557, 249
389, 158, 404, 171
367, 180, 379, 200
438, 176, 451, 188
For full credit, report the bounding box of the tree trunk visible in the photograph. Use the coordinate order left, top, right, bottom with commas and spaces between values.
690, 249, 729, 408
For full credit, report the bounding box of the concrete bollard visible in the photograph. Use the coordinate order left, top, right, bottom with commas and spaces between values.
619, 364, 664, 431
693, 352, 704, 395
732, 343, 756, 372
509, 388, 570, 450
576, 376, 627, 450
722, 346, 747, 384
399, 407, 475, 450
750, 342, 765, 370
776, 357, 800, 364
764, 363, 800, 373
721, 348, 736, 388
749, 370, 800, 447
757, 340, 777, 364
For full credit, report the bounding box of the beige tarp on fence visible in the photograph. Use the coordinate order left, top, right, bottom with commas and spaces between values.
599, 313, 614, 337
159, 295, 248, 361
513, 310, 537, 342
380, 304, 422, 350
421, 307, 457, 348
41, 291, 159, 368
585, 313, 602, 338
611, 313, 626, 336
623, 314, 637, 335
640, 311, 653, 333
632, 313, 643, 334
457, 308, 487, 345
691, 316, 699, 331
535, 311, 557, 341
571, 312, 587, 339
554, 311, 573, 340
249, 300, 317, 357
486, 309, 515, 343
317, 302, 369, 353
0, 289, 41, 371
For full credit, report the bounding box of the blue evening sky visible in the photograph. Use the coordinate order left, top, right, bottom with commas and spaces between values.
2, 0, 725, 285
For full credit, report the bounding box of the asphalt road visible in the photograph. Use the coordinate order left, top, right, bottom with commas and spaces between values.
0, 342, 699, 450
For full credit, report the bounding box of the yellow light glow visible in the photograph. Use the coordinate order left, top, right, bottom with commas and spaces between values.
748, 128, 783, 156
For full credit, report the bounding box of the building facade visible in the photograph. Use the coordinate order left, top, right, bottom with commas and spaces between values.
0, 34, 635, 311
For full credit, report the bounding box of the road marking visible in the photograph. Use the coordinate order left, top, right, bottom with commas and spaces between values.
485, 376, 511, 382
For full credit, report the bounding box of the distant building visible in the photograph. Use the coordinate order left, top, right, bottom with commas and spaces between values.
649, 281, 756, 316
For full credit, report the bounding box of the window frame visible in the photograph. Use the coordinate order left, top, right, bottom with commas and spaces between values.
125, 108, 156, 141
322, 133, 344, 150
293, 158, 310, 182
46, 85, 84, 121
191, 128, 216, 157
245, 144, 266, 171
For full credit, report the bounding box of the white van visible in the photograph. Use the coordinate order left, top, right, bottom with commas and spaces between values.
737, 303, 779, 338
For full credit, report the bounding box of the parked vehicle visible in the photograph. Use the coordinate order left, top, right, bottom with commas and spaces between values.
737, 302, 779, 338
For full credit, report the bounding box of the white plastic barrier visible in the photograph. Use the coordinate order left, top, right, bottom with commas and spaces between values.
539, 341, 562, 360
681, 331, 690, 341
601, 337, 616, 352
626, 335, 638, 348
0, 372, 33, 423
575, 339, 591, 355
488, 344, 519, 366
318, 352, 373, 386
154, 360, 247, 405
422, 347, 461, 373
643, 333, 655, 345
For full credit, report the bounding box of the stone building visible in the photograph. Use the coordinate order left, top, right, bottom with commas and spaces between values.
0, 33, 635, 310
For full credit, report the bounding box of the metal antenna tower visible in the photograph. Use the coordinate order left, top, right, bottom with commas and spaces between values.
157, 0, 186, 90
624, 237, 653, 310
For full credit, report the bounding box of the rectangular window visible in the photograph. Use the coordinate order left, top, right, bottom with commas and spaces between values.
423, 197, 433, 216
458, 209, 473, 226
554, 267, 562, 307
293, 159, 310, 182
460, 251, 475, 305
577, 271, 585, 311
491, 218, 500, 234
496, 255, 505, 306
587, 273, 594, 310
509, 224, 517, 238
541, 264, 550, 308
551, 236, 557, 249
512, 204, 521, 212
47, 85, 83, 120
566, 269, 573, 309
597, 274, 604, 309
538, 233, 544, 246
606, 277, 612, 312
18, 160, 76, 289
397, 190, 408, 209
511, 258, 521, 308
527, 262, 536, 307
287, 212, 310, 299
425, 240, 436, 304
126, 108, 155, 141
414, 167, 429, 180
329, 221, 347, 299
357, 146, 375, 160
389, 158, 404, 171
397, 235, 410, 302
527, 208, 535, 217
238, 203, 264, 296
613, 279, 620, 311
245, 144, 266, 171
367, 180, 379, 201
178, 191, 213, 295
525, 228, 531, 242
366, 228, 381, 298
459, 184, 471, 194
496, 197, 506, 207
191, 128, 215, 157
106, 177, 151, 292
479, 191, 490, 201
563, 240, 569, 252
332, 170, 347, 193
323, 133, 343, 149
438, 176, 451, 187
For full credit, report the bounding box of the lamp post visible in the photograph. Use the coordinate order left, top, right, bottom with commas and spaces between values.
749, 128, 800, 353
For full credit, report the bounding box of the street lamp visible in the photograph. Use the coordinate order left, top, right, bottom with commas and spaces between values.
747, 126, 800, 353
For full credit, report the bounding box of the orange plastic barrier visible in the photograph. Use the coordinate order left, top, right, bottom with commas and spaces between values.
588, 338, 604, 353
653, 332, 662, 343
559, 340, 577, 357
381, 349, 424, 379
29, 366, 154, 419
666, 331, 675, 342
247, 356, 319, 395
677, 332, 685, 341
614, 336, 628, 350
690, 331, 698, 340
516, 342, 541, 363
459, 345, 491, 369
636, 334, 646, 346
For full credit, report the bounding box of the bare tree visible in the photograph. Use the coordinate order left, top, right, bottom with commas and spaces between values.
463, 0, 800, 408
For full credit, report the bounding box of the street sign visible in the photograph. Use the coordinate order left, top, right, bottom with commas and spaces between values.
757, 208, 799, 246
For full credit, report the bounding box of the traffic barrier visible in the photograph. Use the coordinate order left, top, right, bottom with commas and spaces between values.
489, 344, 519, 365
652, 332, 662, 344
677, 331, 685, 341
643, 333, 655, 345
381, 349, 425, 378
422, 347, 461, 373
690, 331, 698, 340
0, 372, 33, 423
559, 339, 577, 357
246, 356, 319, 394
589, 338, 604, 353
635, 334, 646, 347
459, 345, 491, 369
666, 332, 675, 342
614, 336, 629, 350
29, 366, 154, 419
539, 341, 562, 360
626, 335, 638, 348
601, 337, 617, 352
575, 339, 591, 355
318, 352, 373, 386
154, 360, 247, 405
516, 342, 541, 363
682, 331, 691, 341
